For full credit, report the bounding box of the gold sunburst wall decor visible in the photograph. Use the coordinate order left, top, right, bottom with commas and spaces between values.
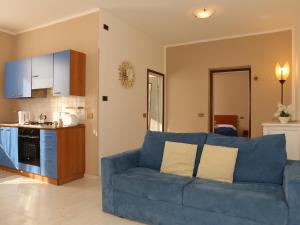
118, 61, 136, 88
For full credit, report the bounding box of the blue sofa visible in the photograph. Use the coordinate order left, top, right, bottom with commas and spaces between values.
101, 131, 300, 225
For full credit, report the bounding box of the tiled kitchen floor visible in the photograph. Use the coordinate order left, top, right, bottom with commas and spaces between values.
0, 170, 142, 225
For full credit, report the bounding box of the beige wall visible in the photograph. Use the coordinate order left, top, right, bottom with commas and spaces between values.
11, 12, 100, 175
99, 11, 164, 159
0, 31, 16, 122
296, 18, 300, 120
213, 71, 249, 135
166, 31, 292, 137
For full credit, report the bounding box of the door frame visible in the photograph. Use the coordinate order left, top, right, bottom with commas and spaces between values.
147, 69, 165, 131
209, 66, 252, 137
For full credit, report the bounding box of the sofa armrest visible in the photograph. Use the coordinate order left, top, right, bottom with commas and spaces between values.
101, 149, 141, 213
284, 161, 300, 225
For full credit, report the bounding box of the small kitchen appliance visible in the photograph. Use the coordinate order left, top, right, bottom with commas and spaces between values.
18, 111, 30, 124
39, 113, 47, 124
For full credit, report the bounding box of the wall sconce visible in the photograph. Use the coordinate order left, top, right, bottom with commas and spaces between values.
275, 62, 290, 104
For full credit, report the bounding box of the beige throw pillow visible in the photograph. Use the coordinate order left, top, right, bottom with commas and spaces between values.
160, 141, 198, 177
197, 144, 238, 183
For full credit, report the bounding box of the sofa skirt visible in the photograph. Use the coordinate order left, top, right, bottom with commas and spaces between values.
111, 191, 267, 225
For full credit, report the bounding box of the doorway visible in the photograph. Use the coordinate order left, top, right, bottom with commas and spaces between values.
147, 69, 165, 132
209, 67, 251, 137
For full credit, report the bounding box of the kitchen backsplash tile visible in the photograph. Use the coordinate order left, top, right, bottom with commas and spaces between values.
14, 96, 86, 123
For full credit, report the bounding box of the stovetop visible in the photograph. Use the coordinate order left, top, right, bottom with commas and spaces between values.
24, 121, 53, 126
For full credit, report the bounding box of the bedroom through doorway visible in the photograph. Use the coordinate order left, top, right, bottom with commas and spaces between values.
209, 67, 251, 138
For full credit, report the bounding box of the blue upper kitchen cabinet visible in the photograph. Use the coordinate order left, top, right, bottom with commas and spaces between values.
53, 50, 70, 96
4, 61, 17, 98
53, 50, 86, 97
32, 53, 54, 89
0, 127, 18, 169
4, 58, 31, 98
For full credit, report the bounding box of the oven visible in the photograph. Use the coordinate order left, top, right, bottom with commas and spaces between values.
18, 128, 40, 167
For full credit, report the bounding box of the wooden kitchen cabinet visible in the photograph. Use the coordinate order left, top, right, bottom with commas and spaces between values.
56, 125, 85, 184
53, 50, 86, 97
0, 125, 85, 185
32, 53, 54, 89
40, 126, 85, 184
4, 49, 85, 99
39, 126, 85, 184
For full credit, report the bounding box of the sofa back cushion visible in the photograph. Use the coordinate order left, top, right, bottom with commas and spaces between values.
139, 131, 207, 176
197, 144, 239, 183
206, 134, 287, 184
161, 141, 198, 177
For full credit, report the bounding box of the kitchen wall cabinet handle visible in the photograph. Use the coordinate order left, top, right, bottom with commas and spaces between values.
32, 75, 39, 78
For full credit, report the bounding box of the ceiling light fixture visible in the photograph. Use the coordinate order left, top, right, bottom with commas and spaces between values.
194, 8, 215, 19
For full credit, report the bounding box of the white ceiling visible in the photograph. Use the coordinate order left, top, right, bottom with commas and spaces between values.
0, 0, 299, 45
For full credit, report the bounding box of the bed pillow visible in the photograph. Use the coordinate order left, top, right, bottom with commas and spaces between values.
214, 126, 238, 137
205, 133, 287, 184
215, 124, 237, 130
139, 131, 208, 176
197, 144, 238, 183
160, 141, 198, 177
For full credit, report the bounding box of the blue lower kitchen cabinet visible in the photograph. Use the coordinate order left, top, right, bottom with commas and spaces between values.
0, 125, 84, 184
40, 130, 57, 179
6, 128, 18, 169
0, 127, 18, 169
18, 163, 41, 174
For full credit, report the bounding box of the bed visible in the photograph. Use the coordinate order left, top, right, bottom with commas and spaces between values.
214, 115, 238, 137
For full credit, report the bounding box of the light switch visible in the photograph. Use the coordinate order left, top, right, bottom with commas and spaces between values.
102, 96, 108, 101
103, 24, 109, 31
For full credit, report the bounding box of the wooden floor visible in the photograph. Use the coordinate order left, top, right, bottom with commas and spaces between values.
0, 170, 142, 225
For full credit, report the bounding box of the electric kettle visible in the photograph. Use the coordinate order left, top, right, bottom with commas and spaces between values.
18, 111, 30, 124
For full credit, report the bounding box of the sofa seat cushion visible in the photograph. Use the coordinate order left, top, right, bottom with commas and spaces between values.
112, 167, 193, 205
183, 179, 288, 225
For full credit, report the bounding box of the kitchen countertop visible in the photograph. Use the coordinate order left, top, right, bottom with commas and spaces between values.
0, 123, 85, 130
